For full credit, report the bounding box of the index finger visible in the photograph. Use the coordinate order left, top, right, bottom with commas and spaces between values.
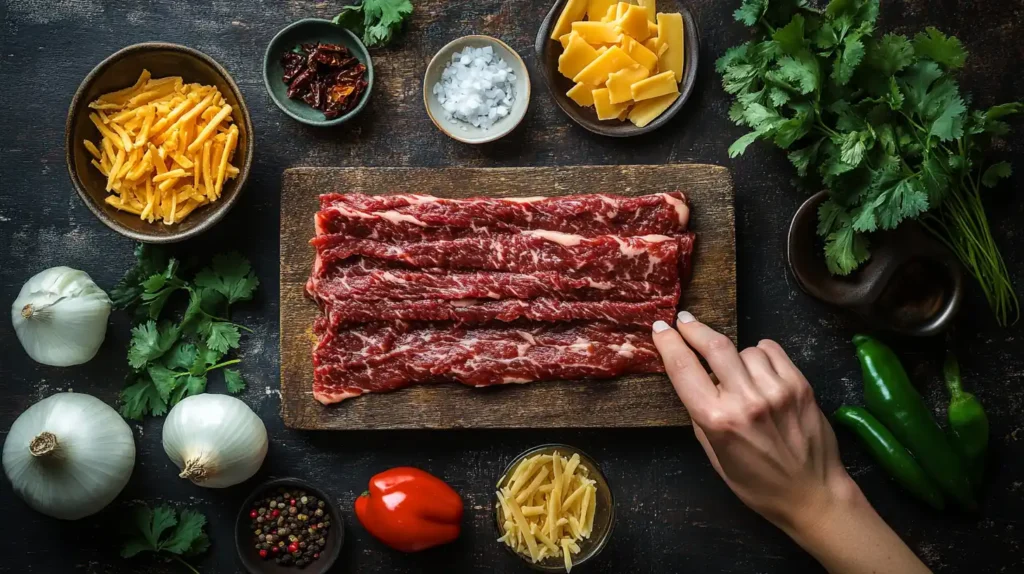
652, 320, 719, 415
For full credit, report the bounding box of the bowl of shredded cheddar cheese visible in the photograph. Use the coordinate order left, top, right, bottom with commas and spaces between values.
65, 42, 253, 243
495, 444, 615, 572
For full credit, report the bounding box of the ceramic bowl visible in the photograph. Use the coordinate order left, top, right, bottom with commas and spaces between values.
235, 478, 344, 574
534, 1, 700, 137
787, 191, 964, 336
65, 42, 253, 243
495, 444, 615, 571
423, 35, 531, 144
263, 18, 374, 126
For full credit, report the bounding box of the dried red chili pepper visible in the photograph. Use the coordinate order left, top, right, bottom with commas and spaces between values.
280, 42, 367, 119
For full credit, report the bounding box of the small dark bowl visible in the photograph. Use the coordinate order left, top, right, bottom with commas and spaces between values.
235, 478, 344, 574
535, 0, 699, 137
788, 191, 964, 336
65, 42, 253, 243
263, 18, 374, 127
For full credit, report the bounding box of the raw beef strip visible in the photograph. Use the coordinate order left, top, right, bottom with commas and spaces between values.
316, 191, 689, 239
308, 263, 681, 303
311, 321, 662, 403
313, 231, 684, 283
321, 296, 676, 327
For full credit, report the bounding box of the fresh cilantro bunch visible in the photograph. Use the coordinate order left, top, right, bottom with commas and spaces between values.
333, 0, 414, 48
112, 245, 259, 419
122, 503, 210, 574
719, 0, 1021, 324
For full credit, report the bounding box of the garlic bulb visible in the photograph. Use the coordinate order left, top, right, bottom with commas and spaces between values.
162, 394, 268, 488
12, 267, 111, 366
3, 393, 136, 520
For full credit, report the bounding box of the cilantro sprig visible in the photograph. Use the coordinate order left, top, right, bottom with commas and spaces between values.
122, 503, 210, 574
719, 0, 1021, 325
333, 0, 413, 48
113, 246, 258, 419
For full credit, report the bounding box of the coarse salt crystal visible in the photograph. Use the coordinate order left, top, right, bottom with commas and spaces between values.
433, 46, 517, 131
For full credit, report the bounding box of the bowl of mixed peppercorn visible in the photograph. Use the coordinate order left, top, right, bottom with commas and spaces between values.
236, 478, 343, 573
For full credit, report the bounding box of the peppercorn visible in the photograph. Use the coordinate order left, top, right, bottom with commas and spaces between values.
301, 496, 309, 505
259, 549, 268, 559
318, 500, 325, 508
314, 508, 323, 517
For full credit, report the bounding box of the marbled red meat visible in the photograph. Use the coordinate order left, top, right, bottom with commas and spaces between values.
320, 296, 676, 326
306, 192, 694, 404
308, 259, 680, 303
316, 191, 689, 239
311, 321, 662, 404
313, 231, 687, 284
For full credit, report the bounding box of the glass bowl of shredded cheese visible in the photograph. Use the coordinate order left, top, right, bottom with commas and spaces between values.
495, 444, 615, 572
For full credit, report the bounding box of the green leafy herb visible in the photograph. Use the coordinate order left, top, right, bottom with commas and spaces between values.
122, 503, 210, 574
333, 0, 414, 48
115, 247, 256, 419
719, 0, 1020, 325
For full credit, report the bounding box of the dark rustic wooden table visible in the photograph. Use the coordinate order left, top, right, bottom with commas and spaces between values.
1, 1, 1022, 572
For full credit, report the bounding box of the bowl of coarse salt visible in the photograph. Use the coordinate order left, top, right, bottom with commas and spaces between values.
424, 35, 530, 144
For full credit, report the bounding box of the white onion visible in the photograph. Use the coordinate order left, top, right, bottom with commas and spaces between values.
2, 393, 136, 520
162, 394, 268, 488
12, 267, 111, 366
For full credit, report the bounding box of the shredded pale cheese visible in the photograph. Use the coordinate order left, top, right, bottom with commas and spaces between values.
496, 450, 599, 571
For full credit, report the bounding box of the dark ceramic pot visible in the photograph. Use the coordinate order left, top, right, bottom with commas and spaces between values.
788, 191, 963, 337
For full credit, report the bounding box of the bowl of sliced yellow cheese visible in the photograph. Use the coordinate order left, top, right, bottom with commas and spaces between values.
66, 42, 253, 243
535, 0, 699, 137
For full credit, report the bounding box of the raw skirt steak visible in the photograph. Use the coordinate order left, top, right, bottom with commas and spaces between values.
307, 192, 694, 404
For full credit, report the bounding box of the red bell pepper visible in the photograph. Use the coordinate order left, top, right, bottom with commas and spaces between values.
354, 467, 464, 552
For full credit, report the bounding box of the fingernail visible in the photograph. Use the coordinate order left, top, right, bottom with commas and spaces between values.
677, 311, 696, 324
652, 320, 671, 333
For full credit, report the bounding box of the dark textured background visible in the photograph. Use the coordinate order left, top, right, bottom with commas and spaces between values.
1, 1, 1022, 572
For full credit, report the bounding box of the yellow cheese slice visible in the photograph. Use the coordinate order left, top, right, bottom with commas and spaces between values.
616, 4, 651, 41
571, 21, 621, 45
559, 33, 573, 49
558, 33, 601, 80
550, 0, 589, 40
587, 0, 617, 21
630, 70, 678, 101
638, 0, 656, 22
620, 35, 658, 72
628, 91, 679, 127
606, 64, 649, 104
615, 2, 631, 20
596, 46, 609, 55
658, 40, 670, 57
573, 46, 638, 86
600, 4, 617, 22
567, 82, 596, 107
647, 20, 658, 36
656, 12, 684, 82
644, 36, 659, 54
592, 88, 630, 120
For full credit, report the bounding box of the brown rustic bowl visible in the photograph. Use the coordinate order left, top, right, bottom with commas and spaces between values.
235, 478, 344, 574
787, 191, 964, 336
535, 0, 699, 137
65, 42, 254, 243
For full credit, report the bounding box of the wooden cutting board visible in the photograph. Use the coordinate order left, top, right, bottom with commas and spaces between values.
280, 166, 735, 430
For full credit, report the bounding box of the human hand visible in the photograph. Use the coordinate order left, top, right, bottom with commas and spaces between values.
651, 311, 851, 533
652, 312, 930, 574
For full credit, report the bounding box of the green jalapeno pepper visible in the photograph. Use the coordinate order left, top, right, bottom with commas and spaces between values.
834, 405, 945, 510
943, 353, 989, 487
853, 334, 976, 511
